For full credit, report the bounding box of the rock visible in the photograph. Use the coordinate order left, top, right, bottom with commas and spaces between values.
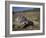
13, 16, 34, 30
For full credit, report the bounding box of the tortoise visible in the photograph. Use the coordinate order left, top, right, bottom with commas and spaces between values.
13, 16, 34, 30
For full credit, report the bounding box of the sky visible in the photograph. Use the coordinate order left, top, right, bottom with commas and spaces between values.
12, 7, 33, 12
